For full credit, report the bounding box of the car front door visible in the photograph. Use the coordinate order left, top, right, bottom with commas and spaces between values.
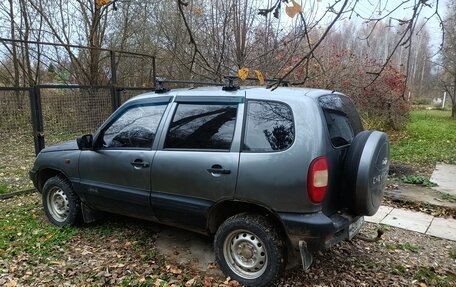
78, 98, 170, 220
150, 96, 244, 231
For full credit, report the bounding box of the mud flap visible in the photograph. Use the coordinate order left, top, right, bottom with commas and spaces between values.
81, 203, 103, 223
299, 241, 314, 270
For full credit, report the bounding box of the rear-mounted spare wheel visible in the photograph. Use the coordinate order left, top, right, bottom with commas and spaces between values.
344, 130, 390, 216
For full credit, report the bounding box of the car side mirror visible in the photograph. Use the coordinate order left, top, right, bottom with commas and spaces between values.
77, 134, 93, 150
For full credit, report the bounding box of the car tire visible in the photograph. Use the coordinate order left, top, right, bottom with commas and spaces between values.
214, 213, 286, 287
42, 176, 82, 227
344, 130, 390, 216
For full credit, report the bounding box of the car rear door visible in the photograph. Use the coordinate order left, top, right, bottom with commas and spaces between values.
78, 97, 171, 220
150, 96, 244, 231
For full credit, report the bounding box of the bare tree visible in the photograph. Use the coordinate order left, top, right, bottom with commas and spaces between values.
440, 0, 456, 118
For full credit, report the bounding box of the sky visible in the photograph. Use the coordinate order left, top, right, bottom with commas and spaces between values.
278, 0, 449, 52
350, 0, 449, 51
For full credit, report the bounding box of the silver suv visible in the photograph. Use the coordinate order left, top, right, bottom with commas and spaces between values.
30, 85, 389, 287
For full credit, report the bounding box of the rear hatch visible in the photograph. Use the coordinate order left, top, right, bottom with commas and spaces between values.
317, 94, 364, 215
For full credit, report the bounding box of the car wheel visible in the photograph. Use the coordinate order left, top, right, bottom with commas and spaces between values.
42, 176, 82, 226
214, 213, 286, 287
344, 130, 390, 216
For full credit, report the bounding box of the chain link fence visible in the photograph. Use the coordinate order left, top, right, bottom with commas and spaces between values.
0, 86, 157, 194
120, 88, 156, 104
0, 89, 35, 192
40, 87, 113, 146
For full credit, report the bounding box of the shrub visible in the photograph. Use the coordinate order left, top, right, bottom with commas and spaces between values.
294, 49, 410, 130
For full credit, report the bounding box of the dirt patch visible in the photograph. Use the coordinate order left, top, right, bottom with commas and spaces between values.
389, 163, 434, 178
279, 224, 455, 287
155, 227, 223, 278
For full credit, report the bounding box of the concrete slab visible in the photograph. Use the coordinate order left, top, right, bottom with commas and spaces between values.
385, 184, 456, 209
381, 208, 433, 233
426, 217, 456, 241
430, 164, 456, 196
365, 205, 394, 223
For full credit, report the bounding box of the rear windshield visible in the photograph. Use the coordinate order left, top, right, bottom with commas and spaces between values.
319, 94, 363, 147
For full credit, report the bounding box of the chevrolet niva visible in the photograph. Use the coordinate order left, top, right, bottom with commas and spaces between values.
30, 85, 389, 286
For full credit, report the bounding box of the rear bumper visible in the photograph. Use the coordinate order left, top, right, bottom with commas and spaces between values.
278, 211, 363, 251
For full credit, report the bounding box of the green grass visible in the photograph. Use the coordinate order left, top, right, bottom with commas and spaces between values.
390, 110, 456, 166
414, 267, 456, 287
400, 175, 438, 187
392, 264, 407, 275
398, 242, 421, 253
441, 193, 456, 203
451, 246, 456, 259
357, 259, 384, 270
0, 183, 8, 194
0, 202, 78, 258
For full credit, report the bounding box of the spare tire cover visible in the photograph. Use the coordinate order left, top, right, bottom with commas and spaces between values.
344, 130, 390, 216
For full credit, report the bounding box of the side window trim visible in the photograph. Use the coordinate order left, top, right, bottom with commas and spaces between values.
93, 96, 172, 148
151, 100, 174, 150
242, 99, 295, 153
97, 102, 169, 150
160, 101, 239, 151
174, 95, 244, 104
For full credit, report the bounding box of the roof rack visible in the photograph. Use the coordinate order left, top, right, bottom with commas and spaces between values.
155, 79, 224, 93
224, 76, 289, 87
155, 76, 289, 93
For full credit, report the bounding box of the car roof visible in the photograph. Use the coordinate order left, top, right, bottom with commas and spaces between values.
126, 86, 343, 103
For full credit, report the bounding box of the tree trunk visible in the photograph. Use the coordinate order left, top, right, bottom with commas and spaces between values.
452, 71, 456, 119
453, 80, 456, 119
19, 0, 34, 87
88, 7, 102, 86
9, 0, 22, 109
9, 0, 20, 87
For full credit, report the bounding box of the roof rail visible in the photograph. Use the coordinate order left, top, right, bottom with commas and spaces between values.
155, 79, 224, 93
154, 76, 289, 93
223, 76, 289, 90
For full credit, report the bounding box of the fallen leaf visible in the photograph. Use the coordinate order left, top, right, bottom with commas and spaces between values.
238, 68, 249, 81
96, 0, 110, 8
193, 6, 203, 16
285, 0, 302, 18
170, 267, 182, 274
254, 70, 265, 85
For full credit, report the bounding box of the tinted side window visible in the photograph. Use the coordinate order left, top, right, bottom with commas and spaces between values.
319, 94, 363, 147
165, 103, 237, 150
243, 101, 294, 152
103, 104, 167, 148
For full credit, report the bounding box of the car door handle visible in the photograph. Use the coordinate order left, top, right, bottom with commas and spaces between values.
207, 164, 231, 175
130, 160, 150, 168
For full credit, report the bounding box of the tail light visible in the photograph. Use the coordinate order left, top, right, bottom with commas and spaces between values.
307, 156, 328, 203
